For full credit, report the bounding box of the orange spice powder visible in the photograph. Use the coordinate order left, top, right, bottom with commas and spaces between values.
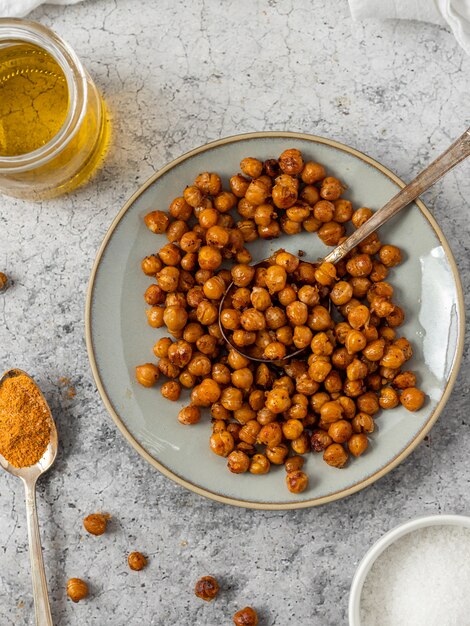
0, 374, 51, 467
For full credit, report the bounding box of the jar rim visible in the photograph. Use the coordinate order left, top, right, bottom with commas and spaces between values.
0, 18, 88, 172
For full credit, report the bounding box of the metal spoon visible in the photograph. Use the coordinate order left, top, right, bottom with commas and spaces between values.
219, 126, 470, 363
0, 368, 57, 626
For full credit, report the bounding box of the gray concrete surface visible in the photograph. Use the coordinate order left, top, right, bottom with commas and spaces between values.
0, 1, 469, 624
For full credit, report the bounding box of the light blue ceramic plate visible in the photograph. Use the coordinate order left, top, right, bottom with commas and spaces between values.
85, 132, 464, 509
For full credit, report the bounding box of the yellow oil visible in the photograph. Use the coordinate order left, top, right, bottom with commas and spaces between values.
0, 42, 110, 199
0, 43, 69, 156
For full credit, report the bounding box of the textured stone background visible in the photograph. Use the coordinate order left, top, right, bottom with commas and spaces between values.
0, 1, 469, 624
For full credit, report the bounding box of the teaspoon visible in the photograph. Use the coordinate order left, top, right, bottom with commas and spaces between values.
0, 368, 57, 626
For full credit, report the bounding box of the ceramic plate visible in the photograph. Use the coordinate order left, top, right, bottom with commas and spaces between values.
86, 132, 464, 509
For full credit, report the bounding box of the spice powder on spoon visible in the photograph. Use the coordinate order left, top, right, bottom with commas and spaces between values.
0, 374, 51, 467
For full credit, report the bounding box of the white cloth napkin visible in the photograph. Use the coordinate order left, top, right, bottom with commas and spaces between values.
0, 0, 83, 17
349, 0, 470, 54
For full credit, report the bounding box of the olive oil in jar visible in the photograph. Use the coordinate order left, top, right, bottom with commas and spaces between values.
0, 43, 69, 157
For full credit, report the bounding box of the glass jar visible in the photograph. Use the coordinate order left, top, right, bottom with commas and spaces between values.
0, 19, 109, 200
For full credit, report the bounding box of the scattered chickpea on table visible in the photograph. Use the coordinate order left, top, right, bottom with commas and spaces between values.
136, 148, 425, 495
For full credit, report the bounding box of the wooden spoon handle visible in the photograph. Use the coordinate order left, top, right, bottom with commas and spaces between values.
324, 127, 470, 265
23, 478, 53, 626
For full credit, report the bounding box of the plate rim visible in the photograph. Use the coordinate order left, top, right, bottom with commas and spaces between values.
85, 131, 465, 510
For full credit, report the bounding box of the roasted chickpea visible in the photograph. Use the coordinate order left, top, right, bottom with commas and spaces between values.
197, 300, 218, 326
158, 357, 181, 379
266, 443, 289, 465
135, 364, 159, 387
230, 368, 253, 390
362, 338, 385, 362
346, 359, 368, 381
308, 358, 332, 383
356, 391, 380, 415
178, 404, 201, 426
218, 387, 242, 412
286, 205, 311, 223
393, 371, 417, 389
146, 306, 165, 328
310, 392, 332, 414
250, 454, 271, 474
204, 225, 228, 250
163, 306, 188, 332
278, 286, 299, 309
227, 450, 250, 474
144, 284, 164, 306
198, 246, 222, 271
349, 277, 372, 299
296, 285, 319, 307
333, 198, 353, 223
141, 255, 162, 275
313, 200, 334, 223
229, 174, 250, 197
379, 387, 399, 409
351, 411, 375, 434
195, 334, 217, 356
379, 244, 402, 267
257, 423, 283, 448
352, 207, 373, 228
380, 345, 406, 369
160, 381, 181, 401
345, 330, 367, 354
301, 184, 321, 206
262, 341, 286, 360
202, 275, 225, 301
308, 306, 333, 331
187, 353, 212, 377
348, 304, 370, 329
264, 306, 287, 330
348, 433, 368, 457
284, 456, 305, 473
400, 387, 425, 411
157, 266, 180, 292
265, 388, 291, 414
278, 148, 303, 175
239, 420, 262, 445
293, 326, 313, 349
167, 340, 192, 367
311, 429, 333, 452
144, 210, 169, 234
301, 161, 326, 184
286, 470, 309, 494
328, 420, 352, 444
262, 265, 286, 294
320, 176, 343, 201
166, 219, 189, 243
245, 177, 271, 206
386, 305, 405, 327
240, 157, 263, 178
153, 337, 172, 359
310, 332, 334, 357
233, 607, 259, 626
320, 400, 343, 424
330, 281, 353, 306
323, 443, 348, 468
318, 221, 345, 246
331, 347, 354, 370
210, 431, 235, 457
393, 337, 413, 360
291, 431, 310, 455
346, 254, 373, 277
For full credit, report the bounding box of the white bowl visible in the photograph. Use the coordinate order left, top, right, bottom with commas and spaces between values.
349, 514, 470, 625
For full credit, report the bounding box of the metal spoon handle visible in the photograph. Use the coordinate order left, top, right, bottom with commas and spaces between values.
324, 127, 470, 265
23, 479, 53, 626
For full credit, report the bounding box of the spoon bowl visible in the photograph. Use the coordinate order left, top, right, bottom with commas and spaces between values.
0, 368, 56, 626
0, 369, 58, 480
218, 257, 327, 364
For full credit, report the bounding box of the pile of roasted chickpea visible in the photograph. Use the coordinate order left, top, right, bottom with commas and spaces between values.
136, 149, 425, 495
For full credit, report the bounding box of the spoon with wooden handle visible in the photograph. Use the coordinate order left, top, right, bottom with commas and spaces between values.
0, 369, 57, 626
